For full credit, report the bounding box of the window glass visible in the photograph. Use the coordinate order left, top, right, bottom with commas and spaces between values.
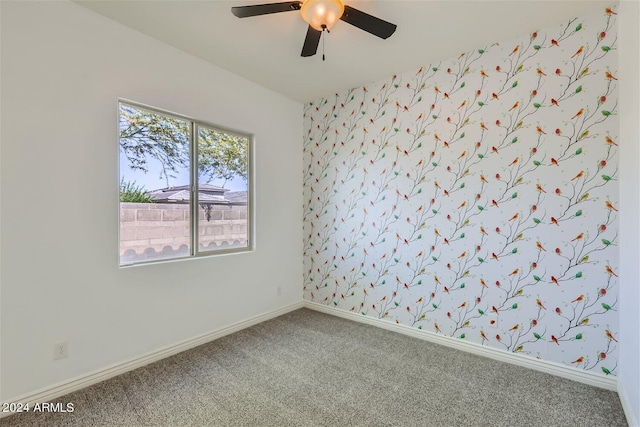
197, 125, 249, 253
118, 101, 250, 266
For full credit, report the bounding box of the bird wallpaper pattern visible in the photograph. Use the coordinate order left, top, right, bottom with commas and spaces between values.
303, 6, 619, 376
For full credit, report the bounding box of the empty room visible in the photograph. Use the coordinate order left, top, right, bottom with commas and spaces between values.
1, 0, 639, 426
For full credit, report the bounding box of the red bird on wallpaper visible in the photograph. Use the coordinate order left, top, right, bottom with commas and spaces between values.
605, 71, 618, 80
571, 45, 585, 58
571, 170, 585, 181
605, 265, 618, 277
571, 108, 584, 119
605, 136, 618, 146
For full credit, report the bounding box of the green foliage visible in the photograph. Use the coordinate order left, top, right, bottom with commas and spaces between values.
119, 104, 190, 186
198, 127, 248, 186
119, 104, 248, 188
119, 178, 155, 203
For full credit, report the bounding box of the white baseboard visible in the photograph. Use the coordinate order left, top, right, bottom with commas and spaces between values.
1, 301, 304, 418
618, 380, 640, 427
304, 301, 618, 391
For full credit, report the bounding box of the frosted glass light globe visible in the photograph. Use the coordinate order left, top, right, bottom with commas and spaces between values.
300, 0, 345, 31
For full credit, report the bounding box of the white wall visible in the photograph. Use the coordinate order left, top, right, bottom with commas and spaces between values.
619, 1, 640, 423
0, 1, 302, 400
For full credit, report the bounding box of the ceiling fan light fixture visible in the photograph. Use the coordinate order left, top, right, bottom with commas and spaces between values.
300, 0, 344, 31
231, 1, 397, 58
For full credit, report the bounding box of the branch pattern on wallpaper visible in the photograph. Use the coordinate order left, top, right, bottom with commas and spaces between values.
303, 7, 619, 375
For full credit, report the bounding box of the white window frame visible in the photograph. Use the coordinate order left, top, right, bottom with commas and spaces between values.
118, 99, 253, 267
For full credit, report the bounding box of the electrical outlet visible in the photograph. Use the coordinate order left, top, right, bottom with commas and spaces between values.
53, 341, 68, 360
276, 286, 282, 296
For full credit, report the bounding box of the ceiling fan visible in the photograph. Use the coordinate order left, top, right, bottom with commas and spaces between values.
231, 0, 397, 58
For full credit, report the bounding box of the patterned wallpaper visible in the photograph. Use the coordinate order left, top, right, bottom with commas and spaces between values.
303, 7, 619, 375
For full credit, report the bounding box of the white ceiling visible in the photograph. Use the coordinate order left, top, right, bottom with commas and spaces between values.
76, 0, 613, 103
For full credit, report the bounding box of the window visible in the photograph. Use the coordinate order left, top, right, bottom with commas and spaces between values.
118, 101, 251, 266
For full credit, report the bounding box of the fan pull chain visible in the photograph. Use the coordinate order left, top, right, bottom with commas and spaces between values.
321, 24, 329, 61
322, 32, 325, 61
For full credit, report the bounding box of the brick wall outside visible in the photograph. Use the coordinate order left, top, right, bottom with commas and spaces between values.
120, 202, 248, 261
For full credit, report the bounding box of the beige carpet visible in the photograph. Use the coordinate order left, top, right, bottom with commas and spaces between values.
1, 308, 628, 426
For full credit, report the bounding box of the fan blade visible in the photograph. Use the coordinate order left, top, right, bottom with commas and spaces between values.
340, 5, 397, 39
231, 1, 301, 18
301, 25, 322, 57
